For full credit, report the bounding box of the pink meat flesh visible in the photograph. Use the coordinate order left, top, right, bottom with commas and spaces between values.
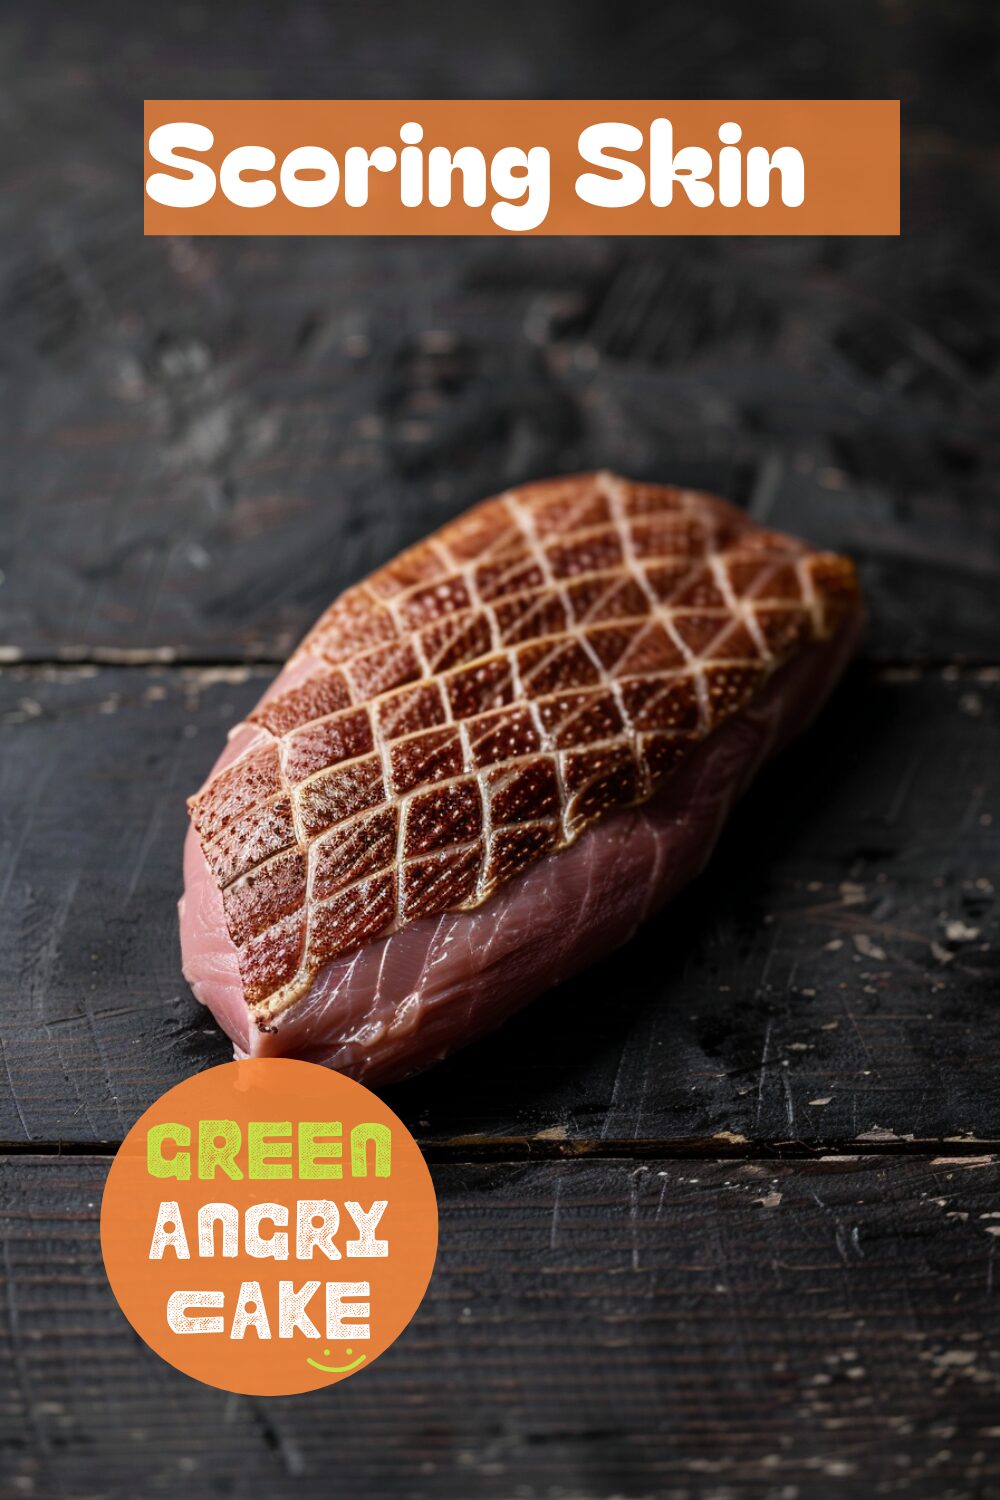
180, 614, 860, 1084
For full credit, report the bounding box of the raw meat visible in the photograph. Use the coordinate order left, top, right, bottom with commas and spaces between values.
180, 473, 861, 1082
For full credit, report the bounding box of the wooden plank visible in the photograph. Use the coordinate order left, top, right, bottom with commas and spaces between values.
0, 8, 995, 1499
3, 230, 997, 664
3, 0, 1000, 665
3, 17, 998, 669
1, 1153, 998, 1498
0, 663, 996, 1148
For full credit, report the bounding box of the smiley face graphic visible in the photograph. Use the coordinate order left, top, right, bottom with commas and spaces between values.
305, 1346, 367, 1375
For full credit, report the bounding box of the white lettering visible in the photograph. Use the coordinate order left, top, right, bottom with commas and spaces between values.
575, 122, 646, 208
490, 147, 550, 233
219, 145, 276, 209
146, 123, 216, 208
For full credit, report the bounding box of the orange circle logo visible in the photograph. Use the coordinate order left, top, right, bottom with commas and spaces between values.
101, 1059, 437, 1395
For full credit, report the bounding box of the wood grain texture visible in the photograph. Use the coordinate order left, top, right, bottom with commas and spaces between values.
0, 9, 997, 666
0, 662, 995, 1149
3, 236, 996, 665
1, 3, 998, 1495
2, 1154, 999, 1499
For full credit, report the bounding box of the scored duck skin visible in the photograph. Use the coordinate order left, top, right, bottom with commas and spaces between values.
180, 473, 862, 1082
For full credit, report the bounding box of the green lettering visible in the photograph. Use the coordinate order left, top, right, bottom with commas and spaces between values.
146, 1122, 190, 1180
298, 1122, 343, 1179
350, 1122, 391, 1178
198, 1119, 243, 1180
248, 1120, 292, 1179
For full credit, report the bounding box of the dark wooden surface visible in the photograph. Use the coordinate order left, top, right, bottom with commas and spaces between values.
4, 1155, 1000, 1499
1, 1, 999, 1496
0, 661, 997, 1151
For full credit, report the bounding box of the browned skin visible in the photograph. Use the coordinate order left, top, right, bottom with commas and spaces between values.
188, 473, 861, 1025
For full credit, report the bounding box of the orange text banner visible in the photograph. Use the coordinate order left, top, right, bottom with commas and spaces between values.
144, 100, 900, 237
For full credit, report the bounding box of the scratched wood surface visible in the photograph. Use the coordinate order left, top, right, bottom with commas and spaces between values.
1, 0, 999, 1497
0, 662, 996, 1149
2, 10, 998, 668
2, 1155, 1000, 1500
